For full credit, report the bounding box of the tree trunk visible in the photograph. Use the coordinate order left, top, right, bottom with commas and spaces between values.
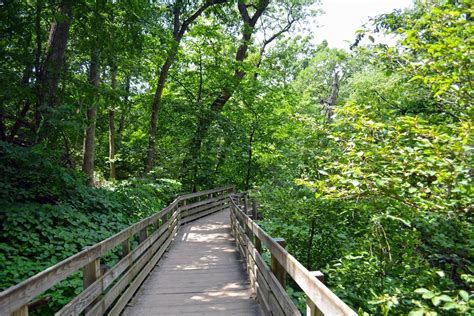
325, 71, 339, 123
144, 0, 227, 173
109, 67, 117, 180
183, 0, 269, 186
244, 128, 255, 190
35, 0, 72, 134
117, 75, 130, 148
306, 217, 316, 271
145, 50, 178, 173
82, 48, 100, 185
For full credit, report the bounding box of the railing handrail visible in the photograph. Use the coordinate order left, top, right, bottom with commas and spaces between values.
229, 194, 357, 316
0, 186, 234, 315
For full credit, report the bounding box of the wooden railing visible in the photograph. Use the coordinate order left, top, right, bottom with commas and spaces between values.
0, 186, 234, 316
229, 194, 357, 316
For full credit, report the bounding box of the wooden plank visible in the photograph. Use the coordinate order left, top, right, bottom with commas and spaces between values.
179, 195, 226, 211
11, 305, 28, 316
107, 224, 178, 315
230, 197, 356, 316
56, 211, 179, 316
181, 196, 227, 218
271, 237, 286, 288
85, 221, 178, 316
178, 186, 234, 202
256, 271, 271, 316
180, 203, 228, 224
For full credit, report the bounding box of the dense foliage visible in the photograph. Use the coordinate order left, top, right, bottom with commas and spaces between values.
0, 0, 472, 314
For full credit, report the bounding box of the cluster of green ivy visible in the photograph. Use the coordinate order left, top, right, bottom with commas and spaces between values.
0, 141, 181, 313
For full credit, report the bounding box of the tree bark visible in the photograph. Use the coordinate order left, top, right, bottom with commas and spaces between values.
325, 71, 339, 123
117, 75, 130, 148
82, 0, 103, 185
306, 217, 316, 271
244, 128, 255, 190
35, 0, 72, 134
109, 67, 117, 180
144, 0, 228, 173
82, 48, 100, 185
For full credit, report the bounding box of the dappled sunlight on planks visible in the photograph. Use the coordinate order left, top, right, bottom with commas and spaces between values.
123, 210, 262, 315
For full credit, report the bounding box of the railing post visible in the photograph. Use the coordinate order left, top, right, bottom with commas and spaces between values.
244, 193, 249, 215
306, 271, 325, 316
255, 236, 262, 254
11, 305, 28, 316
139, 226, 148, 243
271, 237, 286, 288
121, 237, 131, 257
83, 257, 101, 289
252, 199, 258, 219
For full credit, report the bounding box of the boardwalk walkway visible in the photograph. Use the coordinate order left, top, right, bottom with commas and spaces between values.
123, 209, 262, 315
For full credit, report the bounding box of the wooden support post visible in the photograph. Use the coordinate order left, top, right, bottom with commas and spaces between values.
181, 200, 186, 220
244, 193, 249, 215
271, 237, 286, 288
255, 236, 262, 254
306, 271, 325, 316
252, 199, 258, 219
139, 227, 148, 243
11, 305, 28, 316
83, 257, 100, 289
121, 238, 131, 258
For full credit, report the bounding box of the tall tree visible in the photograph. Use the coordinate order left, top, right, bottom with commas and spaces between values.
183, 0, 269, 189
35, 0, 73, 137
82, 0, 104, 185
145, 0, 227, 173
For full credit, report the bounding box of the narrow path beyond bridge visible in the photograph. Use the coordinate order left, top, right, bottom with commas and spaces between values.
124, 210, 262, 315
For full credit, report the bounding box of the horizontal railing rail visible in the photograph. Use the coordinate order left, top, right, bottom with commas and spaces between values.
229, 194, 357, 316
0, 186, 234, 316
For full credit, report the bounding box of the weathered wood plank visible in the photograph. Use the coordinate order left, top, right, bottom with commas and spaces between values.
55, 211, 179, 315
180, 203, 228, 224
107, 224, 178, 315
179, 194, 227, 211
180, 196, 226, 218
178, 186, 234, 201
85, 219, 178, 316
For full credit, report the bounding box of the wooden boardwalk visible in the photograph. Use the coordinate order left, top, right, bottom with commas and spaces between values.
123, 209, 262, 315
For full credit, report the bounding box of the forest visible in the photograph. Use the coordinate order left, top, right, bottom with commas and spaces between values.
0, 0, 472, 315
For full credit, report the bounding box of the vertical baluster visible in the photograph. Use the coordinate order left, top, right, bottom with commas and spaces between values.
271, 237, 286, 288
306, 271, 325, 316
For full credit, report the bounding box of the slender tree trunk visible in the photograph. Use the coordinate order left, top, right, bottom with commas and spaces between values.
0, 106, 5, 141
82, 48, 100, 185
244, 128, 255, 190
145, 50, 178, 173
325, 72, 339, 123
306, 217, 316, 270
117, 75, 130, 148
35, 0, 72, 134
109, 67, 117, 180
9, 64, 33, 142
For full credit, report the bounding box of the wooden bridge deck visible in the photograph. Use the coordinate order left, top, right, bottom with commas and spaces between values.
123, 209, 262, 315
